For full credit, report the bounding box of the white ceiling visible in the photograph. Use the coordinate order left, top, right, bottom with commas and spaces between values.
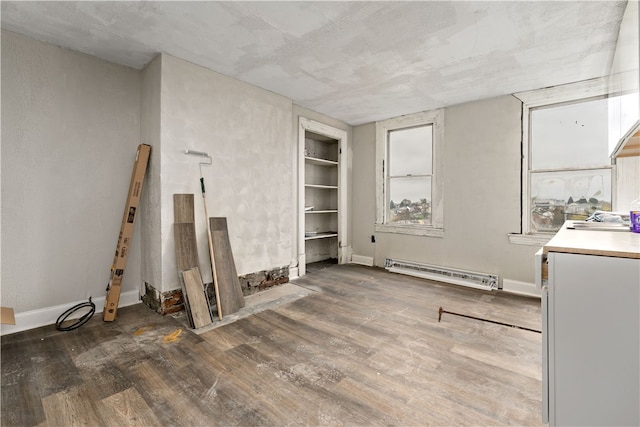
0, 1, 629, 125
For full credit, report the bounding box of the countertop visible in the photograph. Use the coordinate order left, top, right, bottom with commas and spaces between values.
543, 221, 640, 259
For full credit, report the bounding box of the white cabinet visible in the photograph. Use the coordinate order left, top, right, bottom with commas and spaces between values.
543, 226, 640, 426
298, 118, 348, 276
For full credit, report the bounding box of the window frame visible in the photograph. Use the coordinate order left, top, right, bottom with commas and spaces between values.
375, 109, 444, 237
510, 77, 617, 245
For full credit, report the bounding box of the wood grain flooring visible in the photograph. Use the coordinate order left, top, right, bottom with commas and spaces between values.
1, 263, 543, 426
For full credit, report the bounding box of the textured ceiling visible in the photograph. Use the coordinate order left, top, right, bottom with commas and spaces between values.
0, 1, 629, 125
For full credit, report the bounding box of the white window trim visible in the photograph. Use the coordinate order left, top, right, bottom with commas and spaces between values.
509, 76, 616, 245
375, 109, 444, 237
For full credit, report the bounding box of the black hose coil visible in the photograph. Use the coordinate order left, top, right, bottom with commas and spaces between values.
55, 297, 96, 331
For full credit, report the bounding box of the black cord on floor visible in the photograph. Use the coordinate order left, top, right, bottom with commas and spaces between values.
55, 297, 96, 331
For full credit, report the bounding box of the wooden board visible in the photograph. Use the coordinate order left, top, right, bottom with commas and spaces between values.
173, 194, 195, 224
173, 194, 206, 328
181, 267, 212, 328
209, 217, 245, 316
96, 387, 162, 427
173, 223, 199, 271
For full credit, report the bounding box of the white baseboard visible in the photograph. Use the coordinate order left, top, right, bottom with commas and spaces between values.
289, 266, 299, 281
502, 279, 540, 298
0, 290, 141, 336
351, 254, 374, 267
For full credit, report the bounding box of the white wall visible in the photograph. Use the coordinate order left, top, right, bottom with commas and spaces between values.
155, 54, 294, 292
1, 30, 142, 312
352, 95, 540, 284
140, 55, 163, 291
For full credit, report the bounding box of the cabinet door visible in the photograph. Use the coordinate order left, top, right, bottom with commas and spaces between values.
549, 252, 640, 426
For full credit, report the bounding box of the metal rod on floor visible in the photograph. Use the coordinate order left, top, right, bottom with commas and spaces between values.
438, 307, 541, 333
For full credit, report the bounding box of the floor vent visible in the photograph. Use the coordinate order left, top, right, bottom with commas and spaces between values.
384, 258, 498, 291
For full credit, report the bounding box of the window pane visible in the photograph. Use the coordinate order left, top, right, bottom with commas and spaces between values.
389, 125, 432, 176
388, 176, 431, 224
531, 98, 610, 170
530, 169, 611, 233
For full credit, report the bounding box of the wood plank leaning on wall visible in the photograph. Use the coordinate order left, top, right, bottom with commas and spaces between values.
174, 194, 213, 328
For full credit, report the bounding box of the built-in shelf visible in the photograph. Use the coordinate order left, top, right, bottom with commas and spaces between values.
305, 156, 338, 166
304, 232, 338, 240
305, 184, 338, 189
299, 117, 347, 276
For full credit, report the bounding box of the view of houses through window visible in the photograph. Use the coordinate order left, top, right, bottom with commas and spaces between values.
387, 124, 433, 224
529, 96, 613, 233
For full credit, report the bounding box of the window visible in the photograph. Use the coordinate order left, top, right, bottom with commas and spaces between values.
512, 77, 630, 243
529, 97, 613, 233
376, 109, 444, 236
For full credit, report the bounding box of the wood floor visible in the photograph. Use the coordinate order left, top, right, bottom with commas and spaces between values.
1, 263, 543, 426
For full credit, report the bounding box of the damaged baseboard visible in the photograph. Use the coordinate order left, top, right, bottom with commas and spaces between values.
142, 283, 185, 315
143, 265, 291, 315
238, 265, 289, 295
0, 290, 140, 336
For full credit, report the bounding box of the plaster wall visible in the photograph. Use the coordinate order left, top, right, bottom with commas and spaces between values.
157, 54, 294, 292
352, 95, 540, 284
0, 30, 142, 312
351, 123, 377, 260
140, 55, 163, 291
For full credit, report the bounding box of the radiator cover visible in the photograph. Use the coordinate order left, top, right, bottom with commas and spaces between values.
384, 258, 499, 291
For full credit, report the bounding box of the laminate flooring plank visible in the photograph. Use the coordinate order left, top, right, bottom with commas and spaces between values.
2, 329, 88, 427
253, 309, 374, 361
78, 363, 134, 403
226, 342, 391, 426
96, 387, 161, 427
172, 346, 249, 426
174, 223, 199, 271
367, 335, 539, 425
209, 217, 245, 315
40, 385, 104, 426
181, 267, 212, 328
174, 222, 199, 328
274, 296, 530, 425
208, 315, 393, 425
174, 194, 201, 328
185, 342, 297, 426
198, 326, 246, 351
228, 315, 351, 389
218, 344, 315, 424
132, 361, 217, 426
173, 194, 195, 224
229, 316, 407, 425
277, 295, 410, 350
1, 334, 48, 427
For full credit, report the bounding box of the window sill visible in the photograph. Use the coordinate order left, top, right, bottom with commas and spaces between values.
375, 223, 444, 237
508, 233, 554, 246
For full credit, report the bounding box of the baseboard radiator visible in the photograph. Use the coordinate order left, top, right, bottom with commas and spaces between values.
384, 258, 499, 291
